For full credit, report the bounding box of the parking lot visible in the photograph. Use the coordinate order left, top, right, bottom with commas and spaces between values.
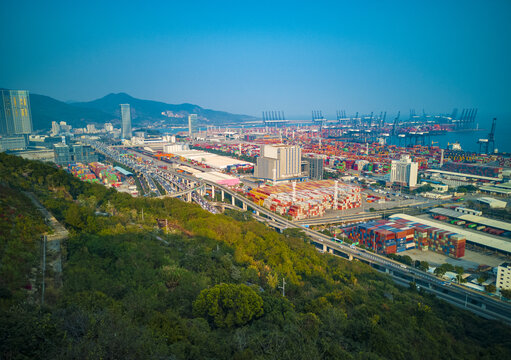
404, 248, 506, 270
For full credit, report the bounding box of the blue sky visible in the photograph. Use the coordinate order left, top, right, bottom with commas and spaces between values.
1, 0, 510, 118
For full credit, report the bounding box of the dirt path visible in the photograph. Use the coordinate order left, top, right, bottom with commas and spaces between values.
23, 192, 68, 301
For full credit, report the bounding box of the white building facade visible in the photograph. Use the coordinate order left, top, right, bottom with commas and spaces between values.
255, 144, 302, 182
390, 155, 418, 187
497, 263, 511, 290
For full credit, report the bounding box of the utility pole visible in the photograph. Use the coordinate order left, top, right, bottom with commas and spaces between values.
278, 277, 286, 297
41, 235, 47, 305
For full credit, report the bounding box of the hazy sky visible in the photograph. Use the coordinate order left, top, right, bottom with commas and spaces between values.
1, 0, 510, 118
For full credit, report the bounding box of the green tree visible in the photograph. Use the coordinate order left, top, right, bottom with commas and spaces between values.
485, 284, 496, 293
418, 261, 429, 272
193, 283, 264, 328
501, 289, 511, 299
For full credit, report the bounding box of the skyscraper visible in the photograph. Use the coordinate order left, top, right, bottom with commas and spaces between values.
188, 114, 197, 137
120, 104, 132, 139
390, 155, 418, 187
0, 90, 33, 136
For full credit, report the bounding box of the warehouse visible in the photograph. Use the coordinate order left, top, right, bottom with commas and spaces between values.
389, 214, 511, 257
478, 197, 507, 209
194, 171, 240, 186
170, 149, 253, 170
429, 208, 511, 234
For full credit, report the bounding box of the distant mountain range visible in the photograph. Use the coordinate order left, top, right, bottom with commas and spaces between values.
72, 93, 256, 126
4, 89, 256, 131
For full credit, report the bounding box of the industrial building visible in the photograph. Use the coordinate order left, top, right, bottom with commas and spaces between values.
442, 162, 502, 179
390, 155, 418, 187
0, 90, 33, 151
120, 104, 132, 139
479, 182, 511, 196
167, 148, 253, 170
429, 207, 511, 236
497, 263, 511, 290
54, 143, 98, 165
302, 156, 324, 180
254, 144, 305, 183
478, 197, 507, 209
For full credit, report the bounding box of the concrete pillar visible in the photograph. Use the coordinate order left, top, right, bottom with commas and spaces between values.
328, 248, 333, 254
231, 196, 235, 206
322, 244, 327, 252
348, 254, 353, 261
221, 190, 225, 202
243, 203, 247, 211
187, 192, 192, 202
255, 210, 259, 216
211, 185, 215, 199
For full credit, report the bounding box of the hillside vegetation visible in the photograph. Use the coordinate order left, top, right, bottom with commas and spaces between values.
1, 152, 510, 359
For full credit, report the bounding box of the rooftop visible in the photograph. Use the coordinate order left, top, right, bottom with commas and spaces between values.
429, 207, 511, 232
427, 169, 501, 181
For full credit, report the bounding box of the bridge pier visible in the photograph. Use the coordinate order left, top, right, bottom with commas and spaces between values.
243, 203, 247, 211
211, 185, 215, 199
187, 192, 192, 202
231, 196, 235, 206
221, 190, 225, 202
255, 210, 259, 216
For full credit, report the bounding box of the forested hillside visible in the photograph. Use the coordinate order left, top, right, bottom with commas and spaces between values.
1, 152, 510, 359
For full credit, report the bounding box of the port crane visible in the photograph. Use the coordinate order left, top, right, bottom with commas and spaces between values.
392, 111, 400, 136
477, 117, 497, 154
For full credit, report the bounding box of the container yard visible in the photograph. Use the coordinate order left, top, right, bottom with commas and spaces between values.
389, 214, 511, 257
248, 180, 361, 219
344, 218, 466, 258
67, 163, 99, 183
67, 162, 138, 195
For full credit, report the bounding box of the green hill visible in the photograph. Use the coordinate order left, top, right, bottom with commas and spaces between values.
1, 152, 510, 360
72, 92, 257, 125
29, 93, 115, 131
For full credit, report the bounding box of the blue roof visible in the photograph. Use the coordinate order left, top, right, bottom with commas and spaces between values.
114, 166, 133, 176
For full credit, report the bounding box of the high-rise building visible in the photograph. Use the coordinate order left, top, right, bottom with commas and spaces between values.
255, 144, 303, 182
303, 157, 324, 180
390, 155, 418, 187
497, 263, 511, 291
0, 90, 33, 136
120, 104, 132, 139
188, 114, 198, 137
